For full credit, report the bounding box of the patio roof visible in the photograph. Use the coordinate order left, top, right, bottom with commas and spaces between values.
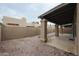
38, 3, 76, 25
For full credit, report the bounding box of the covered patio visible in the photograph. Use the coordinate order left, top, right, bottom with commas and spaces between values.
38, 3, 77, 55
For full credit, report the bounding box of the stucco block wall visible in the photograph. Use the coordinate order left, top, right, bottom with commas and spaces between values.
1, 26, 54, 41
53, 27, 72, 34
47, 28, 54, 33
2, 27, 40, 41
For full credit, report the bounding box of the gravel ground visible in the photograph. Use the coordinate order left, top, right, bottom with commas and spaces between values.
0, 35, 75, 56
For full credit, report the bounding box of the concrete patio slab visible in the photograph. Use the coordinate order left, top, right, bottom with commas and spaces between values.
47, 33, 75, 54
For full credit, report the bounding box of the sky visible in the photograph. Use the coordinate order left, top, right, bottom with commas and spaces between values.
0, 3, 61, 24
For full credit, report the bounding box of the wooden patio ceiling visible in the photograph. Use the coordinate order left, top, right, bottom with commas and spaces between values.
38, 3, 76, 25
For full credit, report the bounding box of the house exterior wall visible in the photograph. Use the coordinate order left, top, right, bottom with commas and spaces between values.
2, 16, 27, 27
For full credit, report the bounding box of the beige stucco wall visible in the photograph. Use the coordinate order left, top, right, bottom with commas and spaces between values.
1, 26, 54, 41
2, 16, 27, 27
1, 27, 40, 41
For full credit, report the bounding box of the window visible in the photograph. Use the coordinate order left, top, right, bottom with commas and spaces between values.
7, 23, 19, 26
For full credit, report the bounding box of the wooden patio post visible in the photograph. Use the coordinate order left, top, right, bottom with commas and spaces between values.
75, 3, 79, 55
55, 24, 59, 37
60, 25, 63, 34
41, 19, 47, 42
